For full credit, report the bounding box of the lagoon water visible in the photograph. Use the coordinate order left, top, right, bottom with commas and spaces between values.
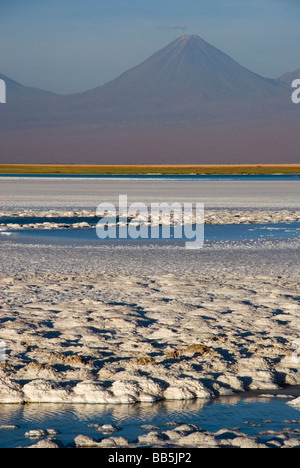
1, 221, 300, 246
0, 389, 300, 448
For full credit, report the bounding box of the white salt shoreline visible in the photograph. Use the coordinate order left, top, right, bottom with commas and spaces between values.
0, 208, 299, 232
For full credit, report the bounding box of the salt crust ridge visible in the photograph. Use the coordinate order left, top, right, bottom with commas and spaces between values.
0, 208, 299, 231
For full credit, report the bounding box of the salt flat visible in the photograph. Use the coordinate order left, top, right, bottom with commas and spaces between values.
0, 177, 299, 209
0, 237, 299, 406
0, 176, 299, 426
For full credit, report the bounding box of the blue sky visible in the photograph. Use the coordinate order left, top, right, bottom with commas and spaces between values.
1, 0, 299, 93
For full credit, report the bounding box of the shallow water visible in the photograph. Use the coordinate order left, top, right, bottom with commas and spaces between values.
0, 390, 300, 448
1, 222, 299, 247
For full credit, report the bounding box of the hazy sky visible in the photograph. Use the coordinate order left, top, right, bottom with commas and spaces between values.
1, 0, 299, 94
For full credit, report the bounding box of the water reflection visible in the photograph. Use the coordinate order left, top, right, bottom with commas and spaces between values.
1, 389, 300, 448
0, 397, 211, 424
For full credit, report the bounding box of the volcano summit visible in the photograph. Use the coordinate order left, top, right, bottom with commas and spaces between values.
0, 35, 298, 163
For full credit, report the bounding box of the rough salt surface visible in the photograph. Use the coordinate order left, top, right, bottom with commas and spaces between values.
0, 236, 299, 405
288, 397, 300, 408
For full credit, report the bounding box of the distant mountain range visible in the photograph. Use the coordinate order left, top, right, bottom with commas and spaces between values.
0, 35, 299, 164
0, 72, 55, 100
278, 68, 300, 85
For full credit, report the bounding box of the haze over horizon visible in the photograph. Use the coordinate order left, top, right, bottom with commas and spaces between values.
1, 2, 299, 165
0, 33, 299, 165
1, 0, 300, 94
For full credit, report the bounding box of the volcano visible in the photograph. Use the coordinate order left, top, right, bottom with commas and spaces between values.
67, 34, 288, 121
0, 35, 299, 164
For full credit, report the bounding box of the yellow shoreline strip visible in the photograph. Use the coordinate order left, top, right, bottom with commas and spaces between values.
0, 164, 300, 175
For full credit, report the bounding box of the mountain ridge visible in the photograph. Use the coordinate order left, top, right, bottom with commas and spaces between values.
69, 35, 289, 114
278, 68, 300, 85
0, 35, 299, 164
0, 72, 56, 99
